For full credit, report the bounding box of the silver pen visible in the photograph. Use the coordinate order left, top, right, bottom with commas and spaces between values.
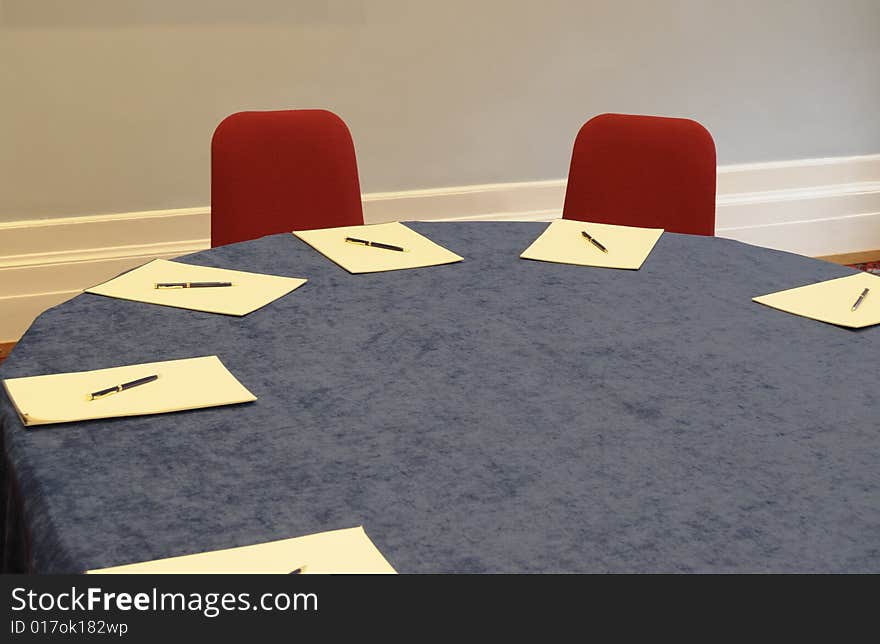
851, 287, 869, 311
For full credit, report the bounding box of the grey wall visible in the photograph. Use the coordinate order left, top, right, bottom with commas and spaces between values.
2, 0, 879, 221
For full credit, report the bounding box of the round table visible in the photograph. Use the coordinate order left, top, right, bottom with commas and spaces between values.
2, 222, 878, 573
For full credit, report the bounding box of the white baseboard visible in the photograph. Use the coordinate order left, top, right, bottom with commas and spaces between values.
1, 153, 878, 342
714, 154, 880, 255
363, 179, 565, 223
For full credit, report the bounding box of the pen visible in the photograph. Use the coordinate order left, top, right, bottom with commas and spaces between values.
851, 287, 869, 311
154, 282, 233, 289
581, 230, 608, 253
344, 237, 405, 252
88, 374, 159, 401
289, 566, 307, 574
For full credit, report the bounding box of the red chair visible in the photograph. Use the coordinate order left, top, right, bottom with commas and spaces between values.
211, 109, 364, 247
562, 113, 716, 236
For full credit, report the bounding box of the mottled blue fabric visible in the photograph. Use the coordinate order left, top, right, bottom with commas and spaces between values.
1, 222, 878, 573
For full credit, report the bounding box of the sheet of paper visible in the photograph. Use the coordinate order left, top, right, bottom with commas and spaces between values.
87, 526, 397, 574
2, 356, 256, 426
752, 271, 880, 328
85, 259, 307, 316
520, 219, 664, 270
293, 222, 463, 274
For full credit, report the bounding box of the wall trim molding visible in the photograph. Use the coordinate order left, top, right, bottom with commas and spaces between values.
0, 206, 209, 230
2, 153, 879, 341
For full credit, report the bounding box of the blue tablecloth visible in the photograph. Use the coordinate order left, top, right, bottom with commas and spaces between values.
1, 222, 878, 573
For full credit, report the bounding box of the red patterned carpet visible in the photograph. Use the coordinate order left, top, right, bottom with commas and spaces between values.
848, 261, 880, 274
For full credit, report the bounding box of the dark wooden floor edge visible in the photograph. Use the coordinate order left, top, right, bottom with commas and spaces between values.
817, 250, 880, 265
0, 342, 16, 366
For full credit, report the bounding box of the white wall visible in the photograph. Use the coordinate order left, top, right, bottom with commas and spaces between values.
2, 1, 880, 342
2, 0, 879, 221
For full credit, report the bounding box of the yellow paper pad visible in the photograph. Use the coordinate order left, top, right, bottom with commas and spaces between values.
520, 219, 664, 270
2, 356, 256, 426
85, 259, 307, 316
87, 526, 397, 574
752, 271, 880, 328
293, 222, 463, 274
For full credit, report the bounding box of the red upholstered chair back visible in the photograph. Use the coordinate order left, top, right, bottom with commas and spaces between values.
211, 109, 364, 247
562, 113, 716, 236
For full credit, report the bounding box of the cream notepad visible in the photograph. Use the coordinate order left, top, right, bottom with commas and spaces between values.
87, 526, 397, 574
293, 222, 463, 274
753, 271, 880, 328
2, 356, 256, 427
520, 219, 664, 270
85, 259, 307, 316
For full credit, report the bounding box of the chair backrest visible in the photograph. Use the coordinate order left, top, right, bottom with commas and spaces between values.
562, 113, 716, 236
211, 109, 364, 248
